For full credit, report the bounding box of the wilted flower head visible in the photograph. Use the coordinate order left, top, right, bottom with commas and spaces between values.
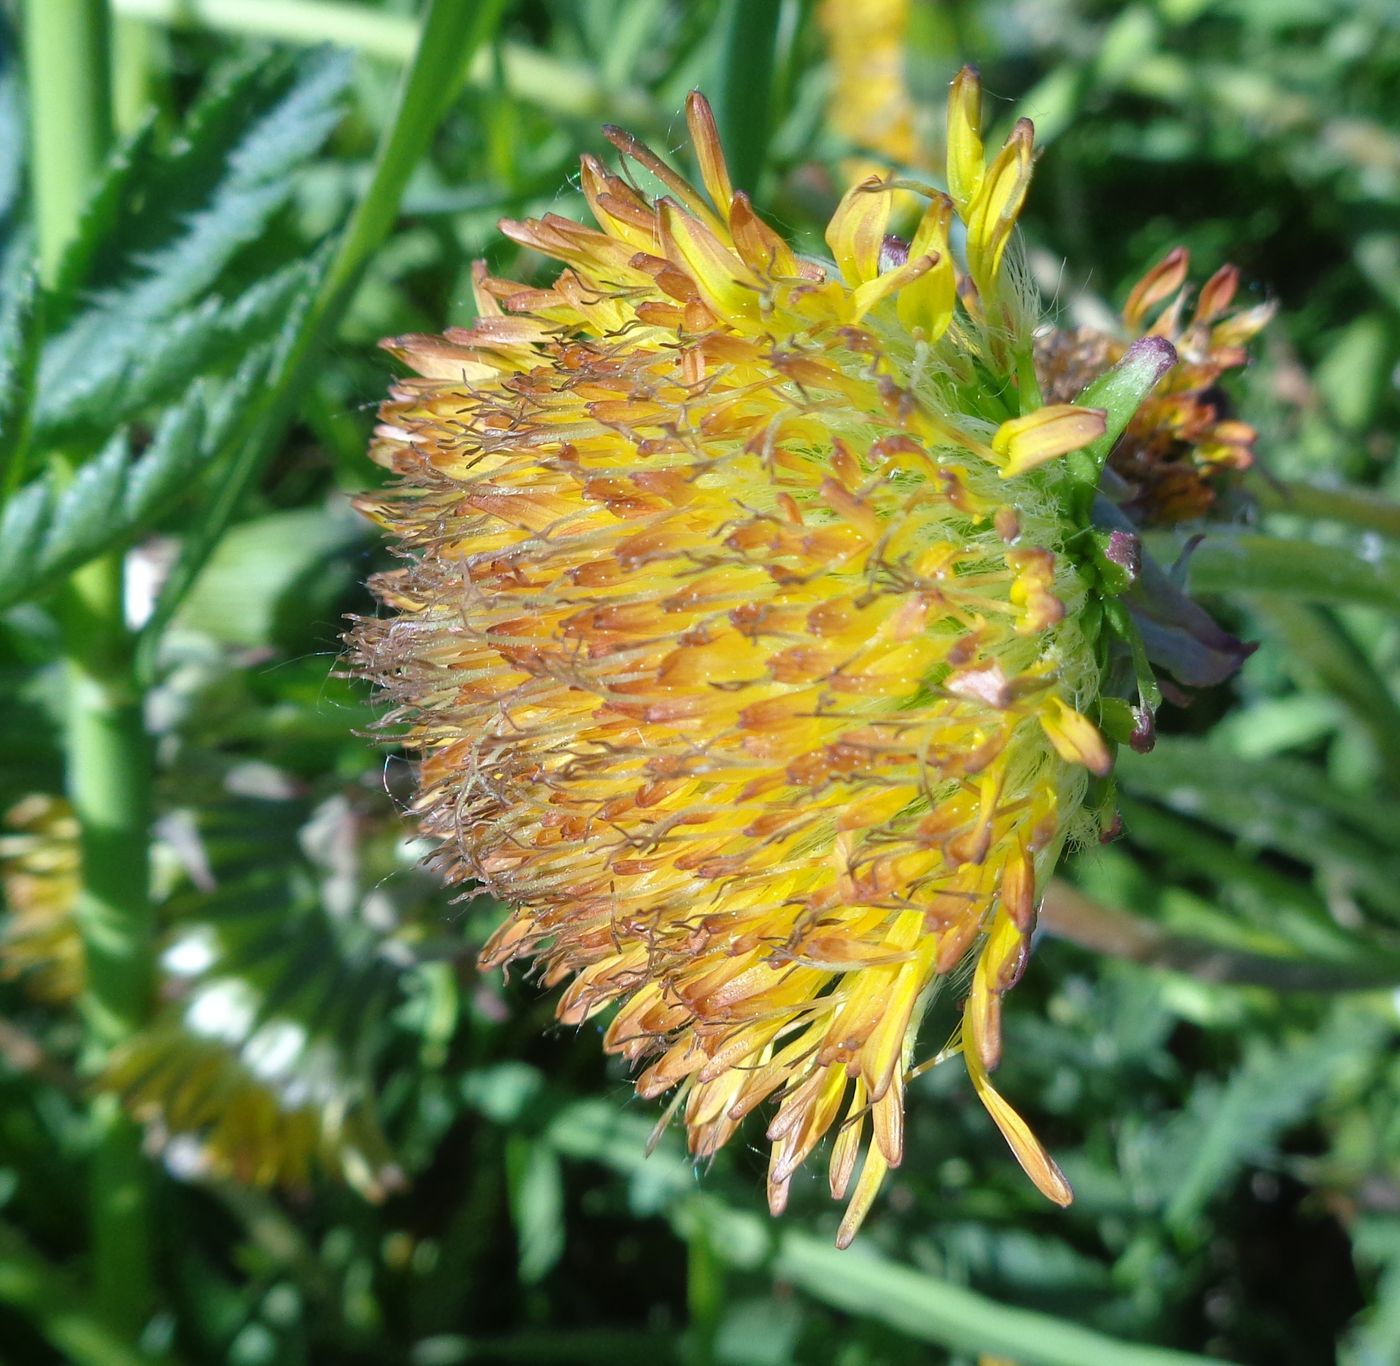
1037, 246, 1275, 523
351, 70, 1254, 1242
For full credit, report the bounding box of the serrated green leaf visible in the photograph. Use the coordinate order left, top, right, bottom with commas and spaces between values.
135, 245, 331, 663
39, 258, 318, 447
45, 118, 161, 328
1133, 1009, 1384, 1236
0, 267, 40, 505
0, 392, 204, 610
33, 49, 350, 446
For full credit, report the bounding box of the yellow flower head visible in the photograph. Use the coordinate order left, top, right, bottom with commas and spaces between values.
351, 72, 1175, 1244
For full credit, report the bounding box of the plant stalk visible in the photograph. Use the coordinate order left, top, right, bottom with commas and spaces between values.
21, 0, 112, 280
1252, 474, 1400, 540
23, 0, 157, 1336
1154, 529, 1400, 613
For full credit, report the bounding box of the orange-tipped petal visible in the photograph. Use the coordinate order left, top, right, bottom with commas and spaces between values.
1040, 698, 1113, 776
992, 404, 1107, 477
1123, 247, 1189, 329
966, 1042, 1073, 1207
686, 91, 735, 218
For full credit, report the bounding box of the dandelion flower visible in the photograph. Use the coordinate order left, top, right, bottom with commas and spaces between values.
350, 71, 1248, 1243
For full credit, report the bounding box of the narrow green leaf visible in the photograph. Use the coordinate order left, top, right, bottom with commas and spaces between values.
1249, 596, 1400, 774
461, 1076, 1227, 1366
1117, 738, 1400, 920
710, 0, 782, 194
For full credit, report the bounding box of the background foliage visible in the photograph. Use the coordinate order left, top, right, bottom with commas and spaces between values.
1, 1, 1399, 1362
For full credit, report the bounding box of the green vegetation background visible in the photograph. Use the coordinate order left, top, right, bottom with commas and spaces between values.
1, 1, 1399, 1363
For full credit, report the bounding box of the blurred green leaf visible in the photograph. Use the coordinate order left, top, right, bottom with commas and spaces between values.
464, 1078, 1230, 1366
505, 1134, 566, 1285
0, 388, 204, 609
1117, 738, 1400, 922
170, 502, 365, 651
1134, 1006, 1384, 1236
1343, 1216, 1400, 1366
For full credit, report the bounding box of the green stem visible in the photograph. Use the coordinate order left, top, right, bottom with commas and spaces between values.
1041, 878, 1400, 993
137, 0, 507, 668
64, 571, 155, 1327
1252, 475, 1400, 540
24, 0, 156, 1336
21, 0, 112, 281
1156, 530, 1400, 613
321, 0, 507, 308
112, 16, 168, 136
684, 1200, 722, 1366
